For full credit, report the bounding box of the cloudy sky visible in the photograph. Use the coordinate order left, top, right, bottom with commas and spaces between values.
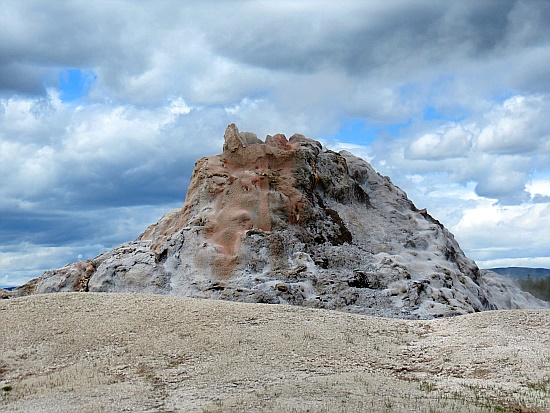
1, 1, 550, 287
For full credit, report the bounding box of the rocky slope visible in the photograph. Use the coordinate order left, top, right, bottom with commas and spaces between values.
12, 124, 548, 318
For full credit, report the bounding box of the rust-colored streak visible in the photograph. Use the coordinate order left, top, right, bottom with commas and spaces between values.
143, 125, 315, 279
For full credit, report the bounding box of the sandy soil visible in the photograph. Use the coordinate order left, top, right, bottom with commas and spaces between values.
1, 293, 548, 413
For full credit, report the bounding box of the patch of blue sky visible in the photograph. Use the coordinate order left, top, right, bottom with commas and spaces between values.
531, 168, 550, 182
384, 119, 411, 137
423, 106, 443, 121
490, 88, 516, 103
400, 77, 470, 123
422, 105, 468, 123
327, 118, 412, 146
58, 68, 96, 102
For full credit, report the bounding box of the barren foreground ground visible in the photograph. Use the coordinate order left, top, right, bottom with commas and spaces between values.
1, 293, 548, 413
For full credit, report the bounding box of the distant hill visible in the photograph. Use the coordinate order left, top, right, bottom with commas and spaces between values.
487, 267, 550, 279
487, 267, 550, 302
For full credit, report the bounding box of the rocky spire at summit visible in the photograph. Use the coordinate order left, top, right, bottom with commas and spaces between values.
12, 124, 548, 318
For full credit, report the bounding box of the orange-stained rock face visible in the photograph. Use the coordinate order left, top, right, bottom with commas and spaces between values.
144, 124, 322, 278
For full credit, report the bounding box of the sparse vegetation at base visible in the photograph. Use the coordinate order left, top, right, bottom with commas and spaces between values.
517, 276, 550, 302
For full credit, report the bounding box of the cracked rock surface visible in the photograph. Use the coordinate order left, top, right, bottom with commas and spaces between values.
12, 124, 548, 318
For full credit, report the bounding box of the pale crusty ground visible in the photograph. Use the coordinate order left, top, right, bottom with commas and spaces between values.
0, 293, 548, 413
